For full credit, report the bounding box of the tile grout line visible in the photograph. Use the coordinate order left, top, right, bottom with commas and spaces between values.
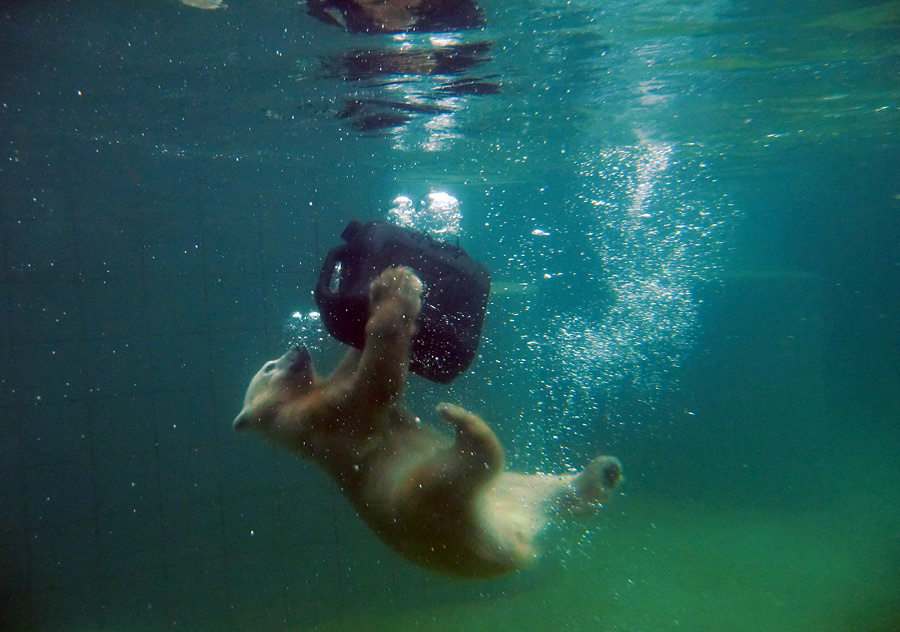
198, 171, 233, 626
69, 175, 108, 624
137, 183, 173, 626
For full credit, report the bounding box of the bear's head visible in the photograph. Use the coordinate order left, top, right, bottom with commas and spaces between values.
233, 345, 315, 433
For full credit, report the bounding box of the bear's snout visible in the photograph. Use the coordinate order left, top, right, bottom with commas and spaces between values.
286, 345, 311, 373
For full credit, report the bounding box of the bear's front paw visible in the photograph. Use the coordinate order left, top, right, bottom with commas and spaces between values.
369, 266, 424, 314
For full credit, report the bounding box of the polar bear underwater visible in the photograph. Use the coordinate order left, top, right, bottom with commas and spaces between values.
234, 267, 622, 578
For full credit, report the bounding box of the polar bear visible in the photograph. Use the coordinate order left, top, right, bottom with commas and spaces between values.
233, 266, 621, 578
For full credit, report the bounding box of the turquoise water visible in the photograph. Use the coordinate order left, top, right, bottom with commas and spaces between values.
0, 0, 898, 630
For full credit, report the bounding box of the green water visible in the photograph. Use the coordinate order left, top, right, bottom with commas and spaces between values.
305, 495, 900, 632
0, 0, 898, 630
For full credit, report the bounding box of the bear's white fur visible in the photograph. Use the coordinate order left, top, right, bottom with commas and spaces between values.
234, 267, 621, 578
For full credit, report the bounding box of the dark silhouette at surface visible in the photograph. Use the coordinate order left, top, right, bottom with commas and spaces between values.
307, 0, 484, 33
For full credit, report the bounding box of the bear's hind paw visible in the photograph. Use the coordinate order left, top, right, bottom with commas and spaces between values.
567, 456, 622, 514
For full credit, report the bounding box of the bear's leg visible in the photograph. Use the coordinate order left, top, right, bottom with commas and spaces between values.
353, 267, 423, 405
332, 347, 362, 378
432, 403, 505, 493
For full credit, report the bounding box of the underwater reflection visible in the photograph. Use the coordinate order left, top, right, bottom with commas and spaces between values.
304, 0, 499, 140
325, 39, 498, 135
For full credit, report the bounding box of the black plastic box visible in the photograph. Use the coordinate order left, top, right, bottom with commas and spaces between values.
315, 221, 491, 383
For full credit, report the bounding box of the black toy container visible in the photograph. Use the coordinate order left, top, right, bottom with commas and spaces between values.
314, 220, 491, 383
